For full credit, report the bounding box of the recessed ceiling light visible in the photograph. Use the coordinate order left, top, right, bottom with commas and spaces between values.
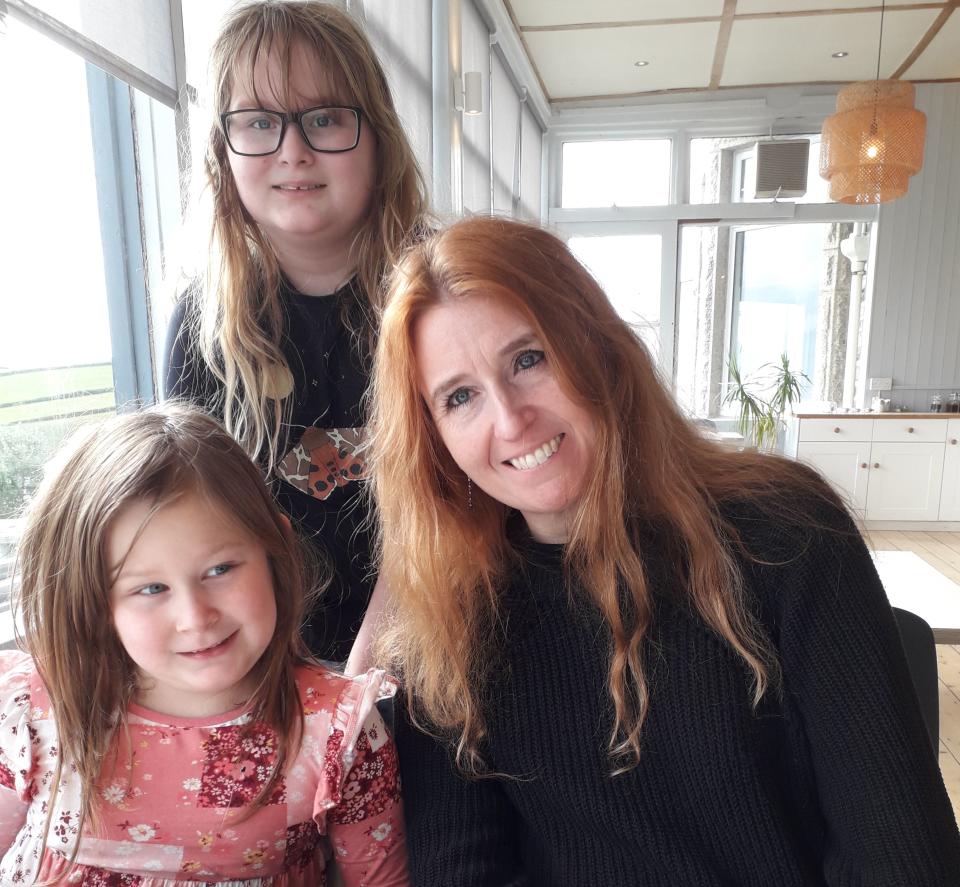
634, 60, 649, 67
832, 51, 849, 59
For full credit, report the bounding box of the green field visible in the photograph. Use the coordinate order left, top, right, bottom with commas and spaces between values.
0, 364, 117, 518
0, 363, 115, 423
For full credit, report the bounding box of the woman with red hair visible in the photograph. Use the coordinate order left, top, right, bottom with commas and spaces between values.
366, 215, 959, 885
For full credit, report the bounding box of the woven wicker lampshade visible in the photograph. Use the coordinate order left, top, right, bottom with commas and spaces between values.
820, 80, 926, 204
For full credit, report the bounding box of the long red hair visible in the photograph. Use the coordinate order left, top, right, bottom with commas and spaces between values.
369, 216, 836, 772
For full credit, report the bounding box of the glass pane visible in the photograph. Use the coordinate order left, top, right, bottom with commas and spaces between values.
689, 134, 832, 204
731, 225, 825, 382
0, 20, 117, 536
562, 140, 671, 208
675, 222, 871, 418
182, 0, 235, 90
568, 235, 662, 359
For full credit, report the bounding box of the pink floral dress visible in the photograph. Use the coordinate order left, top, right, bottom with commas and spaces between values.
0, 651, 408, 885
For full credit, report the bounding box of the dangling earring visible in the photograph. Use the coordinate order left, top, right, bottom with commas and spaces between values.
467, 477, 473, 510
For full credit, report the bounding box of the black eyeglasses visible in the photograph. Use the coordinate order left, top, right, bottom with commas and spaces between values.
220, 105, 363, 156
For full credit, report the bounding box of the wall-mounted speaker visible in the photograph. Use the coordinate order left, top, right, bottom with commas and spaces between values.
754, 139, 810, 199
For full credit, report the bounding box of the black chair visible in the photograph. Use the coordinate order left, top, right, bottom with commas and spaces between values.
891, 607, 939, 755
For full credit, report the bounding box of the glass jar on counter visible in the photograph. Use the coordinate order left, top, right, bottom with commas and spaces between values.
949, 392, 960, 414
931, 392, 943, 412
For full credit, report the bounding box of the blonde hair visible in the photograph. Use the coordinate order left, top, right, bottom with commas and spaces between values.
370, 216, 837, 773
191, 0, 429, 471
13, 405, 312, 856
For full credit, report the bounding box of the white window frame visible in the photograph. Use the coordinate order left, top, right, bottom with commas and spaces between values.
546, 98, 879, 387
554, 219, 679, 381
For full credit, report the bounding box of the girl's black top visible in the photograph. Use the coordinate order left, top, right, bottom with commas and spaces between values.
163, 278, 373, 662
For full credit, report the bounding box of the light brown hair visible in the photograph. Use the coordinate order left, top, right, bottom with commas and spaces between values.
369, 215, 836, 773
13, 405, 312, 853
190, 0, 430, 471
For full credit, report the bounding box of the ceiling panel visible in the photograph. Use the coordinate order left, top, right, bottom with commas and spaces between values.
737, 0, 939, 12
722, 9, 939, 86
525, 22, 719, 98
508, 0, 722, 28
904, 13, 960, 80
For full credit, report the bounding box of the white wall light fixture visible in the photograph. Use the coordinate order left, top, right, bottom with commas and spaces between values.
464, 71, 483, 115
454, 72, 484, 116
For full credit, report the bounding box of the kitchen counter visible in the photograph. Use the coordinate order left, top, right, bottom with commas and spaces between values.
793, 412, 957, 419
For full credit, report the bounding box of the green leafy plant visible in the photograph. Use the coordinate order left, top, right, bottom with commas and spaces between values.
723, 353, 809, 452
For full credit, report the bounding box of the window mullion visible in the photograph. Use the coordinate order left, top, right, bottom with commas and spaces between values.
86, 64, 155, 410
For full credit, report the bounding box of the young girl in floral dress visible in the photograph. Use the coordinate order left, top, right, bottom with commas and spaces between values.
0, 406, 407, 885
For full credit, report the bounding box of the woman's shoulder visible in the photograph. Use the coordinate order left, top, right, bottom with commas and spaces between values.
716, 461, 857, 560
713, 467, 879, 627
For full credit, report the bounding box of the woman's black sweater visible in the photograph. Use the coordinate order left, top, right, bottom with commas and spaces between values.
395, 504, 960, 886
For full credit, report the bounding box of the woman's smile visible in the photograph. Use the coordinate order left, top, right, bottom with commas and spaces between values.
505, 433, 564, 471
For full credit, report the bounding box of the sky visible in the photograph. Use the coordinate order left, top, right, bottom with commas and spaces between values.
0, 19, 112, 373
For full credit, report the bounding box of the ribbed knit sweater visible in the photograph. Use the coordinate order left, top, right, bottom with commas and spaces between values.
395, 503, 960, 886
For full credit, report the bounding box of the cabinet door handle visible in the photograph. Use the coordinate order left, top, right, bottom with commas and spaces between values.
833, 427, 841, 433
952, 439, 958, 445
907, 426, 915, 433
873, 462, 881, 468
860, 462, 868, 469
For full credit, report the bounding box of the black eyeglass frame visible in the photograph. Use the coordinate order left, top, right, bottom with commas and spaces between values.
219, 105, 364, 157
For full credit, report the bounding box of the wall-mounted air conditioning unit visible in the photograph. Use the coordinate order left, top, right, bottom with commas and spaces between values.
754, 139, 810, 199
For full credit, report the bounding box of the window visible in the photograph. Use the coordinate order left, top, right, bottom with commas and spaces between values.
675, 222, 874, 417
561, 139, 671, 208
568, 234, 664, 358
551, 116, 875, 402
1, 20, 118, 525
0, 16, 178, 640
689, 134, 831, 204
730, 225, 826, 383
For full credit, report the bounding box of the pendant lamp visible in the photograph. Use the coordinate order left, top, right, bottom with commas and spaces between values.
819, 3, 926, 204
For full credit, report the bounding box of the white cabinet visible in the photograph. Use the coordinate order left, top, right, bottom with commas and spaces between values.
938, 420, 960, 520
871, 417, 946, 445
864, 441, 944, 520
796, 417, 872, 516
793, 416, 954, 523
799, 417, 873, 442
795, 440, 871, 513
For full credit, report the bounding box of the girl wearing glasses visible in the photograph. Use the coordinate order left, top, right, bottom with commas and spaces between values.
164, 1, 430, 663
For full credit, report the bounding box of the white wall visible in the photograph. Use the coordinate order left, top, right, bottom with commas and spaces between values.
867, 83, 960, 412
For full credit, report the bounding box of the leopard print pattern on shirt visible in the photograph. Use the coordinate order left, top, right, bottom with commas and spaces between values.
277, 427, 369, 501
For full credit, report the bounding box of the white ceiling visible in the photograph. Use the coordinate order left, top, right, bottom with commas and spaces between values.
504, 0, 960, 104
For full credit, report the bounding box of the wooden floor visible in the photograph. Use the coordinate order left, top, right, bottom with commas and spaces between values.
863, 529, 960, 821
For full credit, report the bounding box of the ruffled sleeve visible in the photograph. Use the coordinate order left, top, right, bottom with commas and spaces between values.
316, 669, 409, 886
0, 650, 38, 852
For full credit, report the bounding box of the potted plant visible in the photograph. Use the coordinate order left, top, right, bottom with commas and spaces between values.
723, 353, 809, 452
